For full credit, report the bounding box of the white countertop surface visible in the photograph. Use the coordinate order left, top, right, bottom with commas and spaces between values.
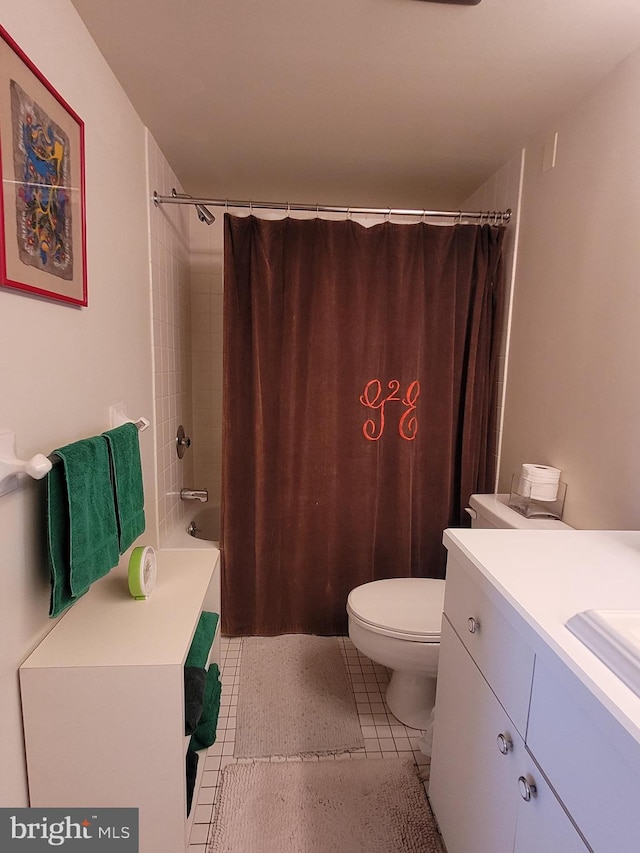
443, 527, 640, 745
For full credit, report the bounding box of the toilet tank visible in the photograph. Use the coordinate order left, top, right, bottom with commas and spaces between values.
468, 493, 573, 530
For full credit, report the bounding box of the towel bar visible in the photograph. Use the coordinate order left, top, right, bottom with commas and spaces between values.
0, 409, 149, 497
46, 417, 148, 468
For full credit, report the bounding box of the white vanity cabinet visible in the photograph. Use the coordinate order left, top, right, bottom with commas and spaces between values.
430, 529, 640, 853
432, 618, 587, 853
430, 555, 587, 853
20, 547, 220, 853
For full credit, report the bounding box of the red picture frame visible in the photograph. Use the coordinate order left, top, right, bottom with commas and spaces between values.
0, 25, 87, 306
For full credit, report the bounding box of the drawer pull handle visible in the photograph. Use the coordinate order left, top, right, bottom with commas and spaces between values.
518, 776, 537, 802
467, 617, 480, 634
496, 733, 513, 755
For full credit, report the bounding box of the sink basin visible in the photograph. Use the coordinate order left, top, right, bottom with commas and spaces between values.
566, 610, 640, 698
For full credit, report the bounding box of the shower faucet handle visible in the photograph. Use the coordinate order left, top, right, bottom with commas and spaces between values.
176, 425, 191, 459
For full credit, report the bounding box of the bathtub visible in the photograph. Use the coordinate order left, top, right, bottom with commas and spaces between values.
162, 506, 220, 550
187, 506, 220, 543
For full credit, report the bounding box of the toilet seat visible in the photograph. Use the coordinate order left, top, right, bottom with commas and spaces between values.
347, 578, 445, 642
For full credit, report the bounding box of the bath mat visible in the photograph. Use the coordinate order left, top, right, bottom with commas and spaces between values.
208, 758, 443, 853
234, 635, 364, 758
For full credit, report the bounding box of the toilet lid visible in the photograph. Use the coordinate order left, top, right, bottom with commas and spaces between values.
347, 578, 445, 641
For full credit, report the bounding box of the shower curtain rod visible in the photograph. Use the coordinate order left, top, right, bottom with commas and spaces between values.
153, 191, 512, 224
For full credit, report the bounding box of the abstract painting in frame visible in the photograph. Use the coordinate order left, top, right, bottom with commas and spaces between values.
0, 26, 87, 306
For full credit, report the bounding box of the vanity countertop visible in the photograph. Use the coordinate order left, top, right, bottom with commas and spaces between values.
443, 528, 640, 745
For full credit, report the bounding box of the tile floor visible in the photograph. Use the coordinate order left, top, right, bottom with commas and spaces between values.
188, 635, 432, 851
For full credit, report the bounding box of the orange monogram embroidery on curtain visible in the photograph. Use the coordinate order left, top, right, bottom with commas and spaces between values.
360, 379, 420, 441
399, 380, 420, 440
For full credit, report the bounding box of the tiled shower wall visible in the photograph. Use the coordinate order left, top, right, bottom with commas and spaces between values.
462, 150, 525, 490
146, 131, 195, 544
189, 217, 224, 517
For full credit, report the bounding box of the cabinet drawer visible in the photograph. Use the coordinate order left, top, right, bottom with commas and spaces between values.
444, 554, 535, 736
527, 657, 640, 853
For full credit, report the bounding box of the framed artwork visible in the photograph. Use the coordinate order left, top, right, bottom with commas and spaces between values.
0, 26, 87, 306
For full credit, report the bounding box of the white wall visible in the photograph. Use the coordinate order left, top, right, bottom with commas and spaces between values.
0, 1, 156, 804
463, 151, 526, 489
499, 46, 640, 529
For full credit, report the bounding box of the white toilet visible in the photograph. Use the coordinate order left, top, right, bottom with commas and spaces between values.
346, 493, 572, 730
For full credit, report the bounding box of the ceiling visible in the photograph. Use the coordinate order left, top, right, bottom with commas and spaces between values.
71, 0, 640, 210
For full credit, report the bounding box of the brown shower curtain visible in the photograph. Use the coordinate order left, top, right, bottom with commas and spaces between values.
221, 214, 505, 636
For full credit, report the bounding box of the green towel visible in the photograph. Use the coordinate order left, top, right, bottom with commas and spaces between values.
47, 461, 76, 617
186, 748, 199, 816
185, 611, 219, 669
190, 663, 222, 751
184, 666, 208, 735
102, 423, 145, 553
47, 437, 120, 616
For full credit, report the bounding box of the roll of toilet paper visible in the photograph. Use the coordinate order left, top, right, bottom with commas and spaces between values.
520, 464, 561, 501
521, 464, 561, 482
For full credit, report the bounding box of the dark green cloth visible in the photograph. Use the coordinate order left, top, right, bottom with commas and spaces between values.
47, 437, 120, 616
186, 748, 199, 816
184, 666, 208, 735
102, 423, 145, 553
47, 461, 76, 618
185, 611, 219, 669
190, 663, 222, 751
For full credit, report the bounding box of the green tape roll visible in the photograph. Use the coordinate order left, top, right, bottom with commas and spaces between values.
128, 545, 157, 600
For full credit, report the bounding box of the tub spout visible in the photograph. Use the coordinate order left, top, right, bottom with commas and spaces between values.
180, 488, 208, 503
